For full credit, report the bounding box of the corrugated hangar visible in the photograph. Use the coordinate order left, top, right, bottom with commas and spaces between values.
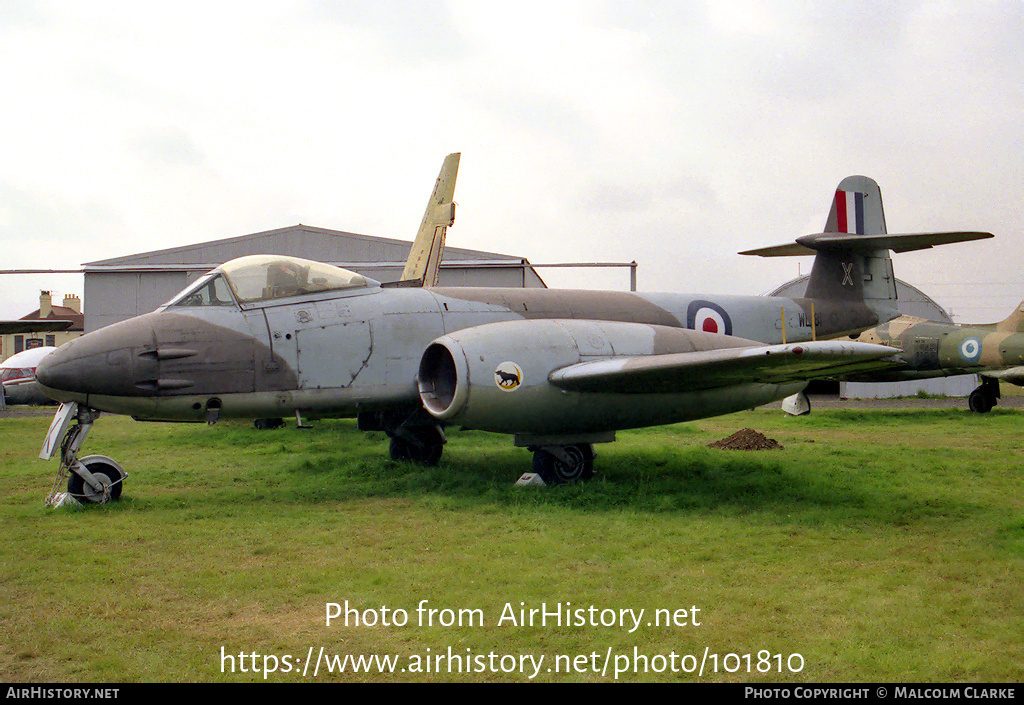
83, 224, 546, 332
769, 275, 954, 322
770, 275, 978, 398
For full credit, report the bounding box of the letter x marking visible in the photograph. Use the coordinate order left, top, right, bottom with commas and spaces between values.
841, 262, 854, 286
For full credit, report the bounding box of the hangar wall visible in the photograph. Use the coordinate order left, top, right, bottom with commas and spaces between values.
769, 275, 955, 323
840, 375, 980, 400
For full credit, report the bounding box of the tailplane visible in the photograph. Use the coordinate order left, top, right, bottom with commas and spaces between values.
398, 152, 461, 287
742, 175, 992, 310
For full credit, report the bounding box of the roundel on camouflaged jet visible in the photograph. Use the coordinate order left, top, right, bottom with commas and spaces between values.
959, 337, 982, 363
686, 300, 733, 336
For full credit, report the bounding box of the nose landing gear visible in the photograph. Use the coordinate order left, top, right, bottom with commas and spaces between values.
40, 402, 127, 506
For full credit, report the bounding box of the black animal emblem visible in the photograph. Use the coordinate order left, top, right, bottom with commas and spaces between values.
495, 365, 521, 389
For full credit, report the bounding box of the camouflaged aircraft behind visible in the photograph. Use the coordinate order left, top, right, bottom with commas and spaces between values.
34, 157, 992, 503
851, 303, 1024, 412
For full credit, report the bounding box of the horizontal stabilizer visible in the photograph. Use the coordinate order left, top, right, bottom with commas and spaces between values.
741, 231, 992, 257
0, 320, 74, 334
548, 341, 902, 395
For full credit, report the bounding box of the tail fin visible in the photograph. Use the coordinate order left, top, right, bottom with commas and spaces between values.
810, 175, 894, 304
741, 175, 991, 308
995, 302, 1024, 332
399, 152, 461, 287
824, 175, 887, 235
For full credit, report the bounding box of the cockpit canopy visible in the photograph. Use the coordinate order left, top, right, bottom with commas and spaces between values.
165, 255, 379, 308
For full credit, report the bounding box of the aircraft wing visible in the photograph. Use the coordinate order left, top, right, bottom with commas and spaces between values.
399, 152, 461, 286
0, 320, 73, 334
548, 341, 902, 394
981, 366, 1024, 386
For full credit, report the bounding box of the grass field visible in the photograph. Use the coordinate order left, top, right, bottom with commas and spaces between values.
1, 407, 1022, 683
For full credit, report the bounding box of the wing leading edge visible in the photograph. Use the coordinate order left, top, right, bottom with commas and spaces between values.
548, 341, 902, 394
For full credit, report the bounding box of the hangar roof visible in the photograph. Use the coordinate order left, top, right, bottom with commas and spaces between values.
769, 275, 953, 323
84, 224, 525, 269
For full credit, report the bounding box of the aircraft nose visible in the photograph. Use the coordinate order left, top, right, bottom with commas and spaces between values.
35, 316, 160, 401
33, 347, 69, 394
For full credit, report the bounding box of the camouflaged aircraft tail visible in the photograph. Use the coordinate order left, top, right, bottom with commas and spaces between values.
995, 302, 1024, 332
398, 152, 461, 287
742, 175, 992, 308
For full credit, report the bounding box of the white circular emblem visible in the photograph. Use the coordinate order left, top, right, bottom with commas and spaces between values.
959, 338, 981, 363
494, 361, 524, 392
694, 307, 727, 334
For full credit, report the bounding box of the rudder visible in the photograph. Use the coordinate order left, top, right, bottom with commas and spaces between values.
824, 175, 887, 235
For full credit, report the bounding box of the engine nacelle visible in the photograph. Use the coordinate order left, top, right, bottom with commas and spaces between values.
417, 318, 790, 436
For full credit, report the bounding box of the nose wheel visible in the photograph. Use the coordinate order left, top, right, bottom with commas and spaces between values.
389, 432, 444, 465
40, 402, 127, 506
66, 456, 125, 504
360, 408, 447, 466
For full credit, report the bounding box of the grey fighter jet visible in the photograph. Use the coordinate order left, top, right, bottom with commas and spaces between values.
35, 157, 990, 502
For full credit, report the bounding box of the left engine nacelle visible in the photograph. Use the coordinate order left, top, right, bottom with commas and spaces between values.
416, 318, 752, 435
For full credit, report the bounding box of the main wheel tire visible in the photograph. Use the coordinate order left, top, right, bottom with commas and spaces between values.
389, 434, 443, 466
968, 388, 994, 413
67, 459, 124, 504
532, 444, 594, 484
254, 418, 285, 430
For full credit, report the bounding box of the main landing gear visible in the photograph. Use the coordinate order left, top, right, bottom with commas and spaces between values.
530, 443, 595, 484
359, 410, 602, 484
359, 409, 446, 466
389, 431, 444, 465
968, 377, 1000, 413
40, 402, 126, 506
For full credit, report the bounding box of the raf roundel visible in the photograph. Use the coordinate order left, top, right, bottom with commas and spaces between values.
959, 337, 982, 363
686, 300, 733, 336
494, 362, 524, 392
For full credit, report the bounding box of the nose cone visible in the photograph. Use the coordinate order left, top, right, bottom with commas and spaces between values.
35, 316, 159, 401
33, 347, 72, 398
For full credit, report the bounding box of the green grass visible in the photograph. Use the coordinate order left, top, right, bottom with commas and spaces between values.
1, 408, 1022, 682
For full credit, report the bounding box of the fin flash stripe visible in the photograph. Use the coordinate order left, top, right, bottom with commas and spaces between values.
835, 190, 865, 234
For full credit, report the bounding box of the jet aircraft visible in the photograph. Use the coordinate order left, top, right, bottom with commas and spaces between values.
849, 303, 1024, 412
35, 157, 991, 502
744, 175, 1015, 415
1, 346, 57, 406
0, 320, 70, 408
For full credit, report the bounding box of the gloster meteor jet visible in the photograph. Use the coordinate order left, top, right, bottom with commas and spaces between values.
35, 155, 990, 503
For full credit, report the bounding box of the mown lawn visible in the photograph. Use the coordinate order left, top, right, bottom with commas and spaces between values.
1, 407, 1021, 682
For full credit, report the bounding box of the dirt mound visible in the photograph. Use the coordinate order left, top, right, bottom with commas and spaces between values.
708, 428, 783, 451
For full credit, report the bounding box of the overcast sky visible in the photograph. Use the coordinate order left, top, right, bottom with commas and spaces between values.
2, 0, 1022, 323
